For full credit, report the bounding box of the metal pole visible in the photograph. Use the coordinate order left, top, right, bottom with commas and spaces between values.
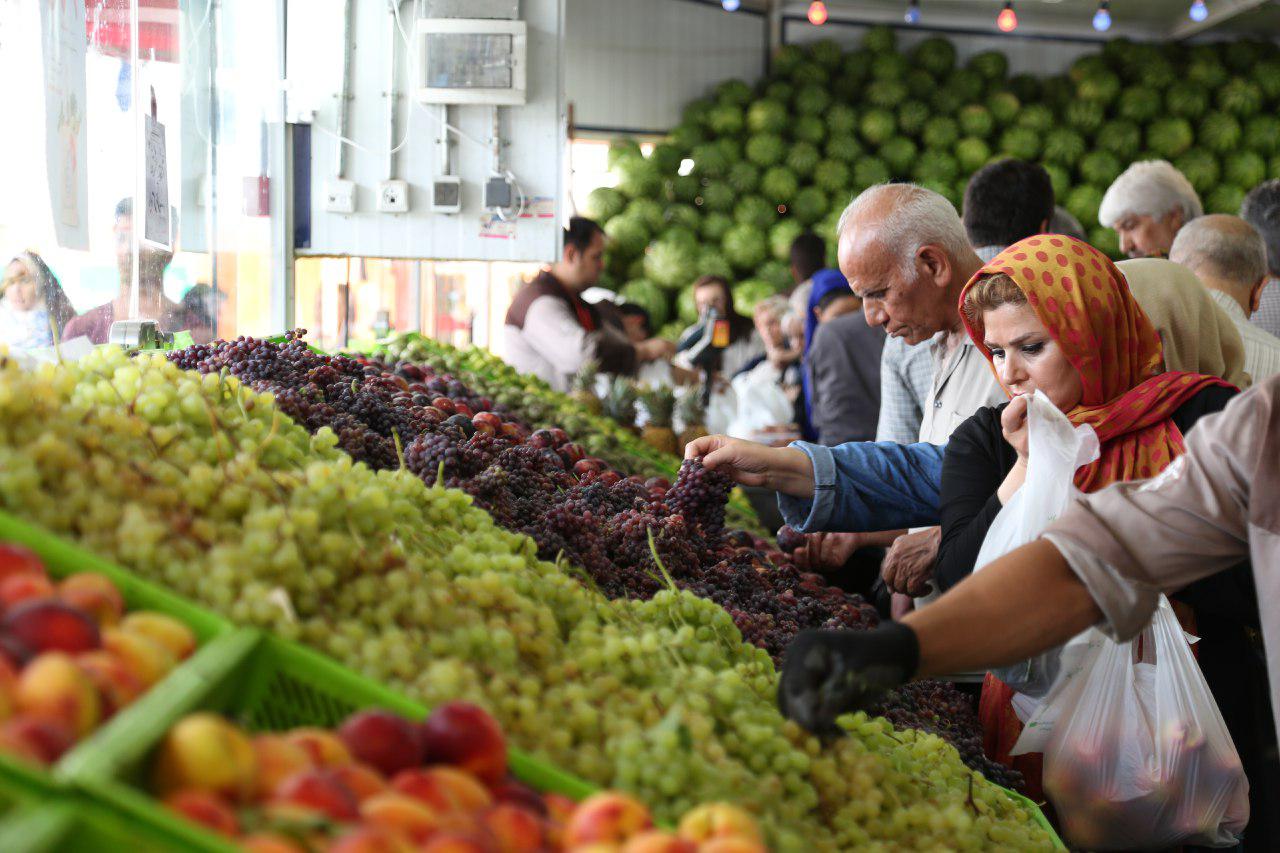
385, 1, 398, 181
335, 0, 354, 178
271, 0, 295, 335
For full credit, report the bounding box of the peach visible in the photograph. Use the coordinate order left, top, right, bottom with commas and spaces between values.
420, 702, 507, 785
417, 832, 494, 853
695, 840, 768, 853
56, 573, 125, 626
360, 791, 445, 843
675, 804, 762, 844
331, 762, 390, 803
0, 715, 73, 764
16, 652, 101, 737
337, 708, 424, 776
0, 573, 55, 609
483, 803, 545, 853
152, 712, 258, 802
391, 766, 493, 815
271, 767, 361, 822
563, 792, 652, 846
543, 792, 577, 847
252, 733, 315, 801
119, 612, 197, 660
327, 826, 416, 853
163, 788, 240, 837
2, 600, 100, 654
0, 545, 44, 584
285, 726, 353, 767
75, 650, 144, 717
241, 833, 308, 853
102, 627, 175, 688
491, 780, 548, 817
622, 830, 698, 853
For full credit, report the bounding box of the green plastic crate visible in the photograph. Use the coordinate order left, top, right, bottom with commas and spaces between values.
0, 798, 187, 853
0, 511, 235, 803
64, 628, 596, 852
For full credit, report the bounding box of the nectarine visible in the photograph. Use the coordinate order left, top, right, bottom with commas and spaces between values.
563, 792, 652, 845
16, 652, 101, 736
2, 600, 100, 654
360, 791, 445, 843
331, 762, 390, 803
252, 733, 315, 801
676, 803, 763, 844
622, 830, 698, 853
119, 612, 197, 660
164, 788, 241, 837
483, 802, 545, 853
75, 650, 144, 717
152, 712, 258, 802
0, 573, 55, 609
0, 715, 73, 764
337, 708, 424, 776
0, 545, 44, 584
421, 702, 508, 785
271, 767, 361, 822
285, 726, 353, 767
102, 627, 176, 688
56, 574, 125, 626
391, 766, 493, 815
327, 826, 416, 853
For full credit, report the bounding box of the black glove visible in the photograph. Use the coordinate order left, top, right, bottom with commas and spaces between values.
777, 624, 919, 736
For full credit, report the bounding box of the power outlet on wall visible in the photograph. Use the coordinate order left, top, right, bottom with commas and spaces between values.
325, 179, 356, 214
377, 179, 410, 214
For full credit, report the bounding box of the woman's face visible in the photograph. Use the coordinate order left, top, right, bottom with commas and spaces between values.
753, 307, 783, 346
982, 302, 1083, 413
694, 283, 728, 317
2, 261, 39, 311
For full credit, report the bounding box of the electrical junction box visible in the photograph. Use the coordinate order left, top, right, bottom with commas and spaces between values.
415, 17, 527, 106
325, 178, 356, 214
483, 175, 513, 210
431, 176, 463, 214
377, 179, 410, 214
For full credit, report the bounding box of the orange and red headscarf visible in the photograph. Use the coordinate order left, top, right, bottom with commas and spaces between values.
959, 235, 1232, 492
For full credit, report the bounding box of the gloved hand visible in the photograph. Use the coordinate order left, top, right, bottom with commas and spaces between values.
777, 623, 920, 736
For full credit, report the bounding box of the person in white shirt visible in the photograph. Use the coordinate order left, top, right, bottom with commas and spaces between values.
1098, 160, 1202, 259
1240, 180, 1280, 338
1170, 214, 1280, 383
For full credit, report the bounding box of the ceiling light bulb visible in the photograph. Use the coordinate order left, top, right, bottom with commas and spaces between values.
1189, 0, 1209, 21
904, 0, 921, 24
997, 1, 1018, 31
721, 0, 740, 10
808, 1, 828, 25
1093, 1, 1111, 30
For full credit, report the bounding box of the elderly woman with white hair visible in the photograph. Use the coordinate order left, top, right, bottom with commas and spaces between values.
1098, 159, 1203, 259
725, 295, 802, 442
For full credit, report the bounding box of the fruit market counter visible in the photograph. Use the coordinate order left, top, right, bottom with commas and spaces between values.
0, 338, 1062, 850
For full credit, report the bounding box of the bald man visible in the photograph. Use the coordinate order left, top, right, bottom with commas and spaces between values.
1171, 214, 1280, 383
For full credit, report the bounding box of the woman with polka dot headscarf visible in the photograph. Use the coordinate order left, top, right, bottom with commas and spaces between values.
934, 235, 1251, 798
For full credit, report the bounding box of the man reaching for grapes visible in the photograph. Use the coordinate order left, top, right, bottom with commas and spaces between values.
504, 217, 674, 392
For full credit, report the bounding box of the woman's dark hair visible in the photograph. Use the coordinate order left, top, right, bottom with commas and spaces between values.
617, 302, 651, 337
789, 232, 826, 282
962, 159, 1055, 249
565, 217, 604, 254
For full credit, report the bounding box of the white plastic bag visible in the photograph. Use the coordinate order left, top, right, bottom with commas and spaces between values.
726, 362, 793, 440
972, 391, 1099, 697
1022, 598, 1249, 850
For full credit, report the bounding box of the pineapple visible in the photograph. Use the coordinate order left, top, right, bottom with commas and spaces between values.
569, 360, 603, 416
602, 376, 640, 432
639, 385, 679, 456
677, 391, 708, 451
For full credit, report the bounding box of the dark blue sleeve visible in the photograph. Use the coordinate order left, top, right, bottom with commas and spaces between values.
777, 440, 944, 533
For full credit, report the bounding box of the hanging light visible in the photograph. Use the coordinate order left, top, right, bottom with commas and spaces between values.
1189, 0, 1209, 21
808, 1, 828, 25
904, 0, 921, 24
1092, 0, 1111, 31
996, 1, 1018, 31
721, 0, 740, 10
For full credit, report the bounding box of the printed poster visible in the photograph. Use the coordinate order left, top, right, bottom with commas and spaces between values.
41, 0, 89, 250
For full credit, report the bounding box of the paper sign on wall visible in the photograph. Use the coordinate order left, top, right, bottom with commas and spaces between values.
479, 213, 516, 240
40, 0, 89, 251
144, 113, 171, 248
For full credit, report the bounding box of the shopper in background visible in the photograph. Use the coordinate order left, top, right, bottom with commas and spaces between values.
63, 199, 190, 345
1123, 258, 1251, 388
1170, 215, 1280, 382
726, 296, 803, 442
0, 251, 76, 350
798, 269, 860, 439
961, 159, 1056, 263
674, 274, 762, 380
787, 232, 827, 331
1240, 179, 1280, 337
806, 278, 885, 446
1098, 160, 1202, 259
503, 217, 673, 392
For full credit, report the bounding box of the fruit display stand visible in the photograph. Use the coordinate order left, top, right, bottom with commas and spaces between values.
57, 627, 599, 852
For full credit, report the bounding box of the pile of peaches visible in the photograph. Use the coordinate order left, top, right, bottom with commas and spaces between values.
0, 544, 197, 765
153, 701, 769, 852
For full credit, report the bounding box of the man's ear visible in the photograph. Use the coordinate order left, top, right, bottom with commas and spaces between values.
918, 245, 952, 289
1250, 275, 1267, 316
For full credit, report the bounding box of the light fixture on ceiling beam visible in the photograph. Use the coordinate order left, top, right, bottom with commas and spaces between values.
905, 0, 921, 24
1189, 0, 1209, 21
808, 1, 828, 25
721, 0, 740, 10
1093, 0, 1111, 30
997, 0, 1018, 31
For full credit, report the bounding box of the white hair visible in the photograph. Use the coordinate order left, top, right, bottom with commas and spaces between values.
1169, 214, 1268, 289
836, 183, 971, 275
1098, 160, 1203, 228
753, 294, 790, 320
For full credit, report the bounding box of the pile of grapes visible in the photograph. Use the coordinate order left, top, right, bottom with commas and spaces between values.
0, 346, 1052, 849
172, 332, 878, 663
